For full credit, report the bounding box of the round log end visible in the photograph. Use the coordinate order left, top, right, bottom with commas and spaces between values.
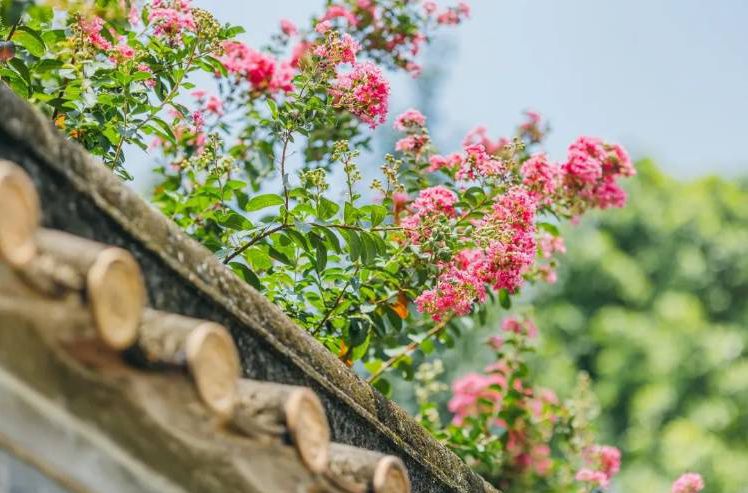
0, 160, 40, 267
285, 388, 331, 474
87, 248, 146, 349
185, 323, 240, 418
372, 456, 411, 493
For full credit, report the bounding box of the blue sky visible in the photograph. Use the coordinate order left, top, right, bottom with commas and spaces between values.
193, 0, 748, 179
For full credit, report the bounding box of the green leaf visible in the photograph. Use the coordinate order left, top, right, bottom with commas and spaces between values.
245, 193, 284, 212
317, 197, 339, 220
538, 222, 560, 237
499, 288, 512, 309
266, 98, 278, 119
339, 229, 361, 262
229, 262, 262, 291
315, 226, 341, 253
360, 204, 388, 227
13, 26, 45, 57
372, 377, 392, 397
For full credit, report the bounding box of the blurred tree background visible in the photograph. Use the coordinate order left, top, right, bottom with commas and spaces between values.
532, 160, 748, 492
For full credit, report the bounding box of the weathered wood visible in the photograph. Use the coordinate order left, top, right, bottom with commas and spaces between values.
31, 229, 146, 350
232, 379, 331, 474
328, 443, 411, 493
0, 160, 39, 268
135, 309, 240, 418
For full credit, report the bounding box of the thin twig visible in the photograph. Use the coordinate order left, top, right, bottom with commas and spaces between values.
312, 264, 360, 336
223, 223, 287, 264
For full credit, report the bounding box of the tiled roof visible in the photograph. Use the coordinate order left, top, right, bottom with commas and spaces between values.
0, 85, 496, 493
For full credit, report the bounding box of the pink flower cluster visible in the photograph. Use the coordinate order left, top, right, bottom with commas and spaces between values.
671, 473, 705, 493
192, 89, 224, 115
395, 134, 430, 154
521, 154, 561, 203
501, 316, 538, 338
221, 41, 295, 94
413, 188, 538, 320
393, 108, 426, 131
148, 0, 196, 41
462, 125, 509, 155
562, 136, 636, 209
427, 143, 505, 181
320, 5, 359, 27
314, 32, 361, 66
448, 371, 504, 425
330, 61, 390, 127
575, 445, 621, 490
80, 16, 112, 51
415, 264, 486, 320
402, 185, 457, 245
280, 19, 298, 37
518, 110, 546, 143
423, 2, 470, 25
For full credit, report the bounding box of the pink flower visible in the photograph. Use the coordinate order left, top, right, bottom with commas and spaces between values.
220, 41, 295, 93
280, 18, 298, 36
447, 372, 504, 424
412, 185, 457, 216
191, 89, 207, 100
521, 154, 561, 202
415, 265, 487, 321
672, 473, 705, 493
79, 16, 112, 51
462, 125, 509, 155
423, 1, 438, 15
314, 32, 361, 65
110, 43, 135, 63
205, 95, 223, 115
394, 108, 426, 131
576, 468, 609, 488
456, 143, 505, 180
149, 0, 196, 41
563, 136, 605, 185
321, 5, 359, 26
395, 134, 430, 154
329, 61, 390, 128
539, 233, 565, 259
501, 317, 538, 338
427, 153, 462, 172
576, 444, 621, 490
315, 20, 333, 34
128, 4, 140, 26
592, 176, 627, 209
290, 40, 312, 68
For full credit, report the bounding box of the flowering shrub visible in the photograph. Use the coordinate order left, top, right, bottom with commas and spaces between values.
0, 1, 676, 491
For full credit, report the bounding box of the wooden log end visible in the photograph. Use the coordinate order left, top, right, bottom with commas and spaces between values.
87, 248, 146, 349
285, 388, 331, 474
372, 456, 411, 493
0, 160, 39, 267
185, 323, 241, 418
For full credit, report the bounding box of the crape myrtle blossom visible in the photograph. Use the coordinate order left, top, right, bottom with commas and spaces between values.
314, 31, 361, 66
575, 445, 621, 490
149, 0, 197, 41
671, 473, 705, 493
79, 16, 113, 51
393, 108, 427, 131
280, 19, 298, 37
329, 61, 390, 127
562, 135, 636, 210
220, 41, 295, 94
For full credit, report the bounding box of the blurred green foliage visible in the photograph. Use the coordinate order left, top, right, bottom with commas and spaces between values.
533, 160, 748, 492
